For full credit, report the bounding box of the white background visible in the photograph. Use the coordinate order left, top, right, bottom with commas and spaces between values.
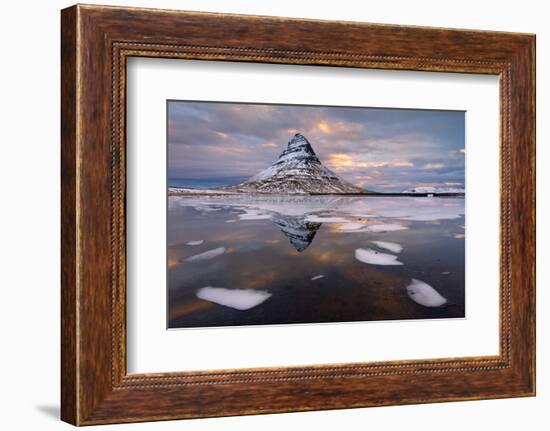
127, 59, 499, 373
0, 0, 547, 430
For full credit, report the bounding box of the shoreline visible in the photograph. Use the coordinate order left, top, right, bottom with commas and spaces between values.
168, 187, 465, 198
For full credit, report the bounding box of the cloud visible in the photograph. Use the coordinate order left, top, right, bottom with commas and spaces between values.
317, 121, 331, 134
167, 101, 465, 192
327, 153, 414, 171
423, 163, 445, 169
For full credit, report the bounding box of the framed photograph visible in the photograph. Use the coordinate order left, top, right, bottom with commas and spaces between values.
61, 4, 535, 425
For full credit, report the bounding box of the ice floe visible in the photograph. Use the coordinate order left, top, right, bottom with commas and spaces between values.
168, 194, 464, 223
343, 197, 464, 221
237, 209, 272, 220
185, 240, 204, 246
354, 248, 404, 265
196, 286, 272, 310
239, 214, 272, 220
372, 241, 403, 253
338, 223, 367, 232
365, 223, 408, 232
193, 205, 224, 213
311, 275, 325, 281
184, 247, 225, 262
406, 279, 447, 307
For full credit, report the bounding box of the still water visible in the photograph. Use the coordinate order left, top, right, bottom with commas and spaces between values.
167, 195, 465, 329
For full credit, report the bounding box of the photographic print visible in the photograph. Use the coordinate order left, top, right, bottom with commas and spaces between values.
167, 101, 465, 329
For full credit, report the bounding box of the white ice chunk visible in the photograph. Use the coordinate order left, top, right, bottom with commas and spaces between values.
238, 209, 272, 220
168, 195, 464, 222
338, 222, 367, 232
305, 215, 349, 223
239, 214, 271, 220
184, 247, 225, 262
365, 223, 408, 232
354, 248, 404, 265
311, 275, 325, 281
372, 241, 403, 253
185, 240, 204, 246
406, 279, 447, 307
196, 286, 271, 310
238, 214, 272, 220
193, 205, 223, 212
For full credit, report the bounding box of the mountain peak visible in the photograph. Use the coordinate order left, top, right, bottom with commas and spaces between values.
278, 133, 318, 161
223, 133, 371, 195
288, 132, 308, 146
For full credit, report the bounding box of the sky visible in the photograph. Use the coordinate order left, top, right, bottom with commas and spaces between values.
167, 100, 465, 192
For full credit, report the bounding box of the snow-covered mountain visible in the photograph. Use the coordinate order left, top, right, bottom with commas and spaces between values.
223, 133, 370, 194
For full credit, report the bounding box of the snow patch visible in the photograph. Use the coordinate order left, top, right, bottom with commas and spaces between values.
365, 224, 408, 232
372, 241, 403, 253
239, 214, 272, 220
406, 279, 447, 307
338, 223, 367, 232
196, 287, 272, 310
237, 209, 272, 220
354, 248, 404, 266
185, 240, 204, 246
169, 194, 464, 225
311, 275, 325, 281
192, 205, 223, 212
184, 247, 225, 262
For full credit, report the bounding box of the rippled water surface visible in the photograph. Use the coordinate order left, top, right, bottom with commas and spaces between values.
167, 195, 465, 328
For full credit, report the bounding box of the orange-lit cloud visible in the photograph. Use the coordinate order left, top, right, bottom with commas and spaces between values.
317, 122, 331, 134
423, 163, 445, 169
327, 153, 414, 170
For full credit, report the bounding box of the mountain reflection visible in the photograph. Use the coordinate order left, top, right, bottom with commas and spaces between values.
271, 214, 322, 252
